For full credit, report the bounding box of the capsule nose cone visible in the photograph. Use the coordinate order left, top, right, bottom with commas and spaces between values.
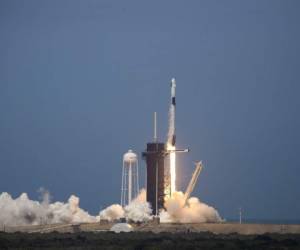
171, 78, 176, 87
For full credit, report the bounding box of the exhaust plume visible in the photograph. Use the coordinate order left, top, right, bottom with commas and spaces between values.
160, 191, 222, 223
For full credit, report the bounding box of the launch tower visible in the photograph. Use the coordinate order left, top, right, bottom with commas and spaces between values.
143, 142, 166, 216
142, 112, 166, 215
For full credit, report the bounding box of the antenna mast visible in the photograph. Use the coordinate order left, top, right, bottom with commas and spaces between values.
154, 112, 157, 142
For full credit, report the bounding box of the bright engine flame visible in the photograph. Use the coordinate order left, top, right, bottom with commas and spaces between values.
168, 144, 176, 195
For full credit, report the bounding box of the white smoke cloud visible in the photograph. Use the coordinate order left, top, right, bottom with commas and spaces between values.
0, 191, 97, 227
99, 189, 152, 223
38, 187, 51, 206
99, 204, 124, 222
124, 189, 152, 222
0, 188, 221, 226
110, 223, 133, 233
160, 191, 222, 223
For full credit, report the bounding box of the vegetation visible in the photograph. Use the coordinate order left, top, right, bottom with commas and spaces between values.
0, 231, 300, 250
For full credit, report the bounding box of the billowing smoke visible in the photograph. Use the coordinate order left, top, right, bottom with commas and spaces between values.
124, 189, 152, 222
160, 191, 222, 223
99, 204, 124, 222
99, 189, 152, 223
0, 189, 221, 226
99, 189, 221, 224
0, 190, 97, 227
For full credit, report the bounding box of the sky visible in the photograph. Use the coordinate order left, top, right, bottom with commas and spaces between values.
0, 0, 299, 220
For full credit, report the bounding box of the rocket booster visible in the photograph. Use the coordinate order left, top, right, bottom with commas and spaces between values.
171, 78, 176, 146
171, 78, 176, 106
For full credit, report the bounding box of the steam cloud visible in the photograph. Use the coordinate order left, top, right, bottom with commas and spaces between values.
123, 189, 152, 222
99, 189, 221, 224
161, 191, 222, 223
99, 189, 152, 223
0, 190, 97, 227
99, 204, 124, 222
0, 189, 221, 226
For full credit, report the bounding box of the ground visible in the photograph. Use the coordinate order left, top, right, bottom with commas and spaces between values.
1, 231, 300, 250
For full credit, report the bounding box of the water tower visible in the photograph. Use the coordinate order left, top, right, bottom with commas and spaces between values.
121, 150, 139, 206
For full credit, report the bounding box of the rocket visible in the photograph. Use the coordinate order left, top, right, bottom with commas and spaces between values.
171, 78, 176, 146
167, 78, 190, 151
171, 78, 176, 106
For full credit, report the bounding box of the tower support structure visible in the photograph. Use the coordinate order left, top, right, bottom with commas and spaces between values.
143, 142, 166, 215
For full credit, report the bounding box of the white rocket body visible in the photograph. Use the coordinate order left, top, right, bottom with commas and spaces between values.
171, 78, 176, 98
170, 78, 176, 146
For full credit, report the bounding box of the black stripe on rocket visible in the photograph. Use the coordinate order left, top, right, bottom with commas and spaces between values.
172, 97, 176, 105
171, 134, 176, 146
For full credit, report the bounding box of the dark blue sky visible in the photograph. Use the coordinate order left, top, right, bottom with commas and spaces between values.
0, 0, 299, 220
